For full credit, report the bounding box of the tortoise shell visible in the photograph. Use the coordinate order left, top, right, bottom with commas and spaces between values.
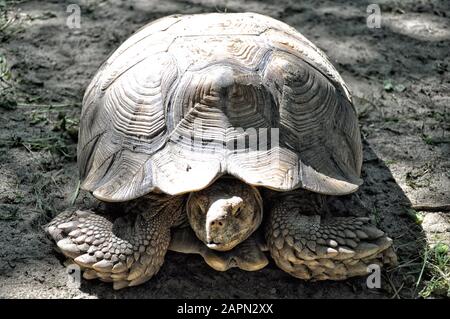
78, 12, 362, 202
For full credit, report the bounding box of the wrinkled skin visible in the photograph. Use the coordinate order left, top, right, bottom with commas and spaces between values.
186, 178, 263, 251
46, 178, 396, 289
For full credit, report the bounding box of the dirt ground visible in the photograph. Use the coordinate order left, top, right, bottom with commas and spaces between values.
0, 0, 449, 299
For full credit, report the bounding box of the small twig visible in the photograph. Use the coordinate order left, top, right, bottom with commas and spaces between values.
416, 247, 429, 288
386, 275, 401, 299
0, 16, 15, 32
393, 232, 411, 241
400, 201, 450, 212
383, 127, 402, 135
21, 142, 46, 172
394, 261, 422, 269
391, 282, 405, 299
51, 169, 64, 195
17, 103, 77, 108
70, 180, 81, 205
411, 204, 450, 212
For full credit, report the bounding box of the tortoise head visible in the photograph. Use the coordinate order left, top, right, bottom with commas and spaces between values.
186, 178, 263, 251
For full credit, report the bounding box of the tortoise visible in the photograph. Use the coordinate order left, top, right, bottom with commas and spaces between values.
46, 12, 397, 290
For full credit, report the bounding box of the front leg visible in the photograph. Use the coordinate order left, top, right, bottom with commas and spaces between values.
265, 193, 397, 281
45, 194, 184, 290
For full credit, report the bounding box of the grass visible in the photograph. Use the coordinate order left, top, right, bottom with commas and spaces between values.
0, 1, 27, 109
0, 54, 12, 81
0, 53, 18, 110
385, 234, 425, 299
422, 135, 435, 146
0, 7, 78, 156
384, 159, 397, 165
422, 134, 450, 146
370, 207, 381, 227
406, 209, 424, 225
429, 110, 447, 122
0, 206, 18, 220
383, 116, 399, 123
0, 102, 79, 159
28, 105, 80, 139
0, 1, 25, 41
6, 135, 76, 159
386, 233, 450, 299
405, 165, 432, 190
25, 170, 65, 226
419, 243, 450, 298
0, 107, 78, 159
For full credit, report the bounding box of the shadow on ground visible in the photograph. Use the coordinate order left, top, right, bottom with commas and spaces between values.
50, 141, 425, 299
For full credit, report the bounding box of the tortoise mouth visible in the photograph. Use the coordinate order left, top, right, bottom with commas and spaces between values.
206, 236, 241, 251
207, 239, 222, 246
206, 243, 221, 249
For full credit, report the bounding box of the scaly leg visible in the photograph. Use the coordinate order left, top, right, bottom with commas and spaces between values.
46, 194, 184, 289
265, 193, 397, 280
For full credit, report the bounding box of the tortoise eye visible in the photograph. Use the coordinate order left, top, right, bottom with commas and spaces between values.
234, 207, 242, 217
197, 203, 206, 215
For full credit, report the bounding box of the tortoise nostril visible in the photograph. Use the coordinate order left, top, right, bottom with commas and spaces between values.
210, 220, 224, 228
